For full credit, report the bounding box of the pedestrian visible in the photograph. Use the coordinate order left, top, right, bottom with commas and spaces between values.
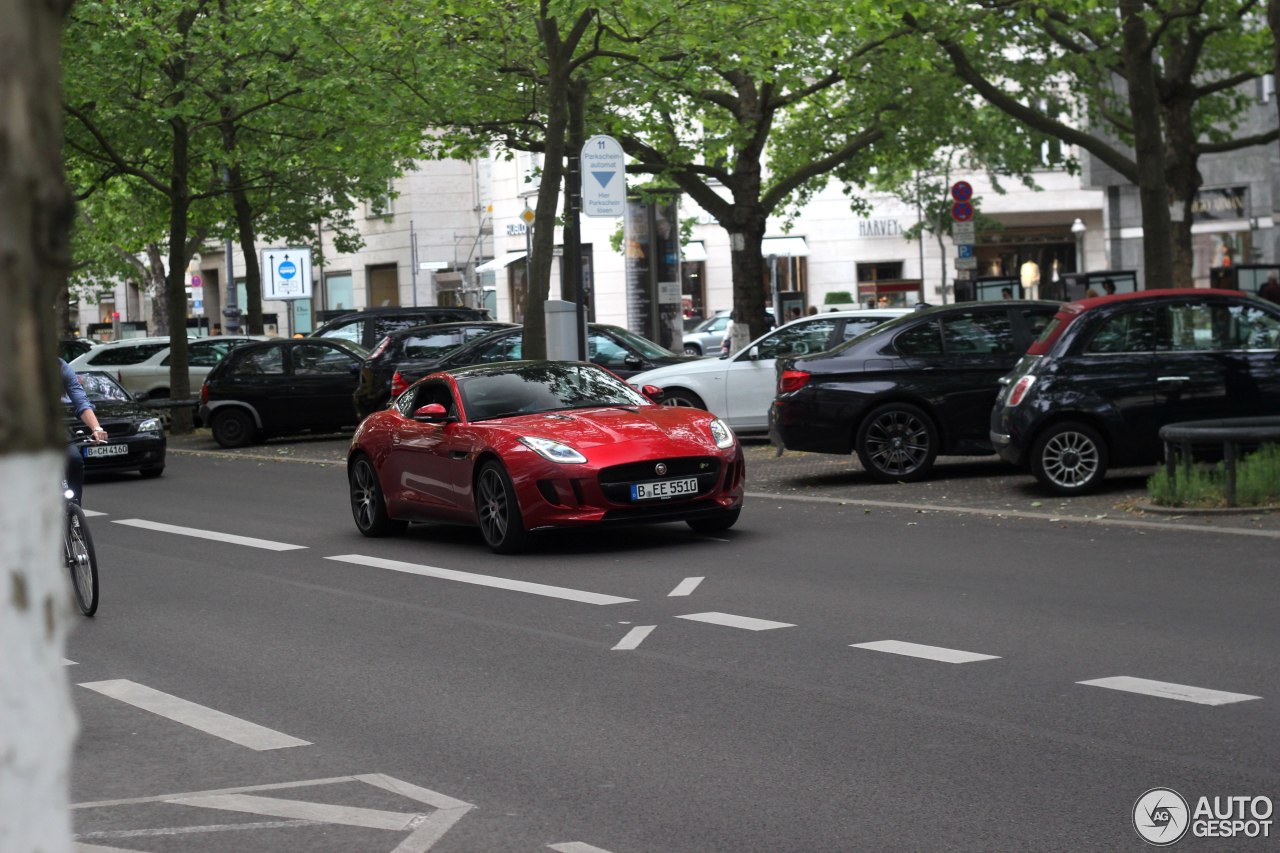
61, 358, 107, 506
720, 314, 735, 355
1001, 287, 1013, 300
1102, 278, 1116, 296
807, 305, 818, 315
787, 307, 802, 322
1260, 272, 1280, 305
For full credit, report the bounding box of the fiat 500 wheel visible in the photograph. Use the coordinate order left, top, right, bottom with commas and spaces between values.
855, 402, 939, 482
475, 461, 527, 554
1031, 421, 1108, 495
349, 455, 407, 536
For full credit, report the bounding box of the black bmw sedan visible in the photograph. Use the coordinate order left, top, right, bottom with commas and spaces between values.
770, 301, 1060, 481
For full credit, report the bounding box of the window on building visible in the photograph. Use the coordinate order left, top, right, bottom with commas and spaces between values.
325, 272, 353, 311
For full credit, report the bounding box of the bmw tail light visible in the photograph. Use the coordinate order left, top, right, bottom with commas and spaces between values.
1007, 375, 1036, 407
778, 369, 811, 394
390, 371, 409, 398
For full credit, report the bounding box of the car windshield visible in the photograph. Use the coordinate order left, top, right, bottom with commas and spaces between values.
74, 372, 132, 402
325, 339, 369, 358
601, 325, 676, 358
457, 364, 650, 421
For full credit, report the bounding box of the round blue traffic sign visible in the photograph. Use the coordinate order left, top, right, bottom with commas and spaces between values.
951, 181, 973, 202
278, 259, 297, 279
951, 201, 974, 222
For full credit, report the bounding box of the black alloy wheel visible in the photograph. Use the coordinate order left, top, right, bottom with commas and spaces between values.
349, 455, 407, 537
855, 402, 940, 482
475, 460, 527, 554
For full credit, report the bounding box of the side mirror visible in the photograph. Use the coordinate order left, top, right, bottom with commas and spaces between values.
641, 384, 663, 401
747, 345, 760, 361
133, 390, 149, 402
413, 403, 449, 422
624, 354, 643, 368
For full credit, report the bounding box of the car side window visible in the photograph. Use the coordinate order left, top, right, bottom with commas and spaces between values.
88, 343, 169, 366
588, 332, 630, 367
1235, 303, 1280, 349
408, 380, 456, 419
893, 320, 943, 356
1085, 309, 1157, 354
756, 319, 836, 358
320, 319, 364, 345
472, 333, 522, 364
1021, 309, 1056, 338
941, 310, 1014, 355
404, 330, 466, 360
186, 341, 232, 367
230, 346, 285, 375
293, 343, 355, 375
1165, 302, 1225, 352
841, 317, 887, 341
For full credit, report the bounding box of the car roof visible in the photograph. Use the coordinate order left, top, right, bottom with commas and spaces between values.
389, 320, 514, 339
90, 335, 188, 347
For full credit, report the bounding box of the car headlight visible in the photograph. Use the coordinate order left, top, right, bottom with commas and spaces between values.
138, 418, 162, 433
708, 418, 735, 449
518, 436, 587, 463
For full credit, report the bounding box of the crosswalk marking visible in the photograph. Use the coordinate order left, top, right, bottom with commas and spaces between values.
850, 640, 1000, 664
328, 554, 635, 605
1078, 676, 1260, 705
167, 793, 419, 831
675, 612, 794, 631
78, 679, 311, 749
112, 518, 305, 551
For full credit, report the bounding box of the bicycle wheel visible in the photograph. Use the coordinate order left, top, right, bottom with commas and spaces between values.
65, 503, 99, 616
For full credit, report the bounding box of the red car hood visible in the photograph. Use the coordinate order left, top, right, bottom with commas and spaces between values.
480, 405, 724, 455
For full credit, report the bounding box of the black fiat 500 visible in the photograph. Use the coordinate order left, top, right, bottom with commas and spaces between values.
991, 289, 1280, 494
771, 301, 1060, 481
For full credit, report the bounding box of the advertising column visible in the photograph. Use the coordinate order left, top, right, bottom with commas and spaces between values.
623, 197, 681, 349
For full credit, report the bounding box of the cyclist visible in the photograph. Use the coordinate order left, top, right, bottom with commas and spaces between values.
61, 357, 107, 505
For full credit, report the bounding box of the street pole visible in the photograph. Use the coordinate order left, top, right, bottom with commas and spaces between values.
410, 220, 419, 307
566, 144, 585, 361
222, 167, 241, 333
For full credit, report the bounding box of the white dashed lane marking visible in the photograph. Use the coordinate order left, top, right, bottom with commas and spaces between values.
328, 554, 635, 605
851, 640, 1001, 664
675, 612, 794, 631
112, 519, 305, 551
1078, 676, 1261, 705
667, 577, 704, 596
78, 679, 311, 750
612, 626, 656, 650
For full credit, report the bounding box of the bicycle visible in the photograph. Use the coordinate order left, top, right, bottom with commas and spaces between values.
64, 434, 100, 616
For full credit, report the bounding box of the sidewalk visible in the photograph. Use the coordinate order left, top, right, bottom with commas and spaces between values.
167, 429, 1280, 534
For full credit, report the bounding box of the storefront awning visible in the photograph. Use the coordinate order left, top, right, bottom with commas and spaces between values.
475, 251, 527, 273
762, 236, 809, 257
682, 241, 708, 263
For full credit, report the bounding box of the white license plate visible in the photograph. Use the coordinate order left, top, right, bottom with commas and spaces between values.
631, 477, 698, 501
85, 443, 128, 458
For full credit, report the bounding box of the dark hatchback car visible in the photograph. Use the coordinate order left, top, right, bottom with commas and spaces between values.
313, 305, 490, 351
391, 322, 698, 389
199, 338, 369, 447
991, 288, 1280, 494
67, 370, 167, 478
353, 320, 516, 418
770, 301, 1060, 481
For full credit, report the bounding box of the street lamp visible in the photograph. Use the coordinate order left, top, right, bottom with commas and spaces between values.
1071, 218, 1087, 272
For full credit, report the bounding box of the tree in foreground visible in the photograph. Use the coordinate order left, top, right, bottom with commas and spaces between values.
0, 0, 79, 850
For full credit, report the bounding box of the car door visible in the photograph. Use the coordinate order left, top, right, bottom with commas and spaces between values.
1229, 299, 1280, 413
383, 379, 472, 515
1154, 298, 1246, 427
925, 308, 1028, 446
723, 317, 840, 430
222, 343, 290, 426
285, 341, 363, 429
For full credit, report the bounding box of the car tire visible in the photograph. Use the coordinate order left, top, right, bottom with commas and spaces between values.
683, 344, 702, 356
475, 460, 527, 554
210, 408, 256, 448
659, 388, 707, 410
349, 454, 407, 537
138, 465, 165, 479
1030, 421, 1108, 495
855, 402, 939, 482
687, 507, 741, 533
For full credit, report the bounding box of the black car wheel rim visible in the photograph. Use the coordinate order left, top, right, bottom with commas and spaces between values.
351, 461, 378, 530
477, 467, 508, 544
1041, 430, 1100, 489
865, 410, 931, 476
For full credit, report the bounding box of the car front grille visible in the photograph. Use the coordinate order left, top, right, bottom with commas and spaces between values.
597, 457, 721, 503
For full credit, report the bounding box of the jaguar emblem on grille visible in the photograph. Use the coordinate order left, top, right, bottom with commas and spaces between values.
655, 463, 668, 476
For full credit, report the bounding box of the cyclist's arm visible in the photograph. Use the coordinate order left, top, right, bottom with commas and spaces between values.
60, 359, 106, 442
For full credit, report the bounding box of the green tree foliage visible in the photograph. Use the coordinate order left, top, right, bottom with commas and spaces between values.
910, 0, 1279, 289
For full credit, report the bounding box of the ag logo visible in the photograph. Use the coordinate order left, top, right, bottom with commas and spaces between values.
1134, 788, 1190, 845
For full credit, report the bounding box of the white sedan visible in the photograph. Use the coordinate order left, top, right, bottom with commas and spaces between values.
70, 334, 270, 399
630, 308, 908, 434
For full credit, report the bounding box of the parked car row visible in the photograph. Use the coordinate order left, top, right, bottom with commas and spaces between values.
769, 289, 1280, 494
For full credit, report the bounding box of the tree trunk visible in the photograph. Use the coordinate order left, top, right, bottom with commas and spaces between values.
1120, 0, 1175, 290
230, 165, 264, 334
727, 213, 769, 353
146, 243, 169, 335
0, 0, 79, 849
165, 114, 195, 433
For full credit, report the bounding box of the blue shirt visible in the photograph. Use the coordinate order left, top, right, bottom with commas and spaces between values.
60, 358, 94, 417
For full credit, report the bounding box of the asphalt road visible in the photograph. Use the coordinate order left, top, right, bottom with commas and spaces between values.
65, 436, 1280, 851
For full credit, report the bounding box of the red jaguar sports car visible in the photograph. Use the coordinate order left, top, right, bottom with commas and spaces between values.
347, 361, 746, 553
